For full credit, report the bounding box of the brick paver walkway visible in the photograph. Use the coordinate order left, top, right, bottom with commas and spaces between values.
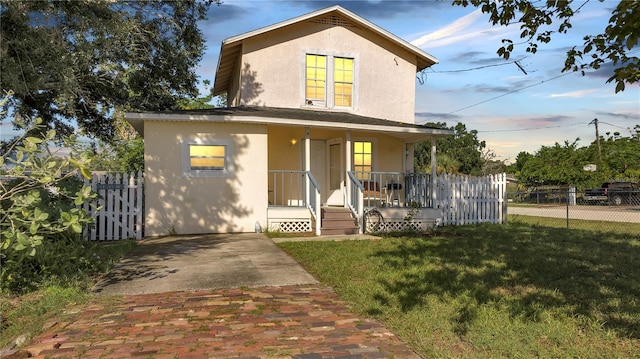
23, 285, 420, 358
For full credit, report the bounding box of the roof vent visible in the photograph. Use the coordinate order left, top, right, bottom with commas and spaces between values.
312, 15, 358, 28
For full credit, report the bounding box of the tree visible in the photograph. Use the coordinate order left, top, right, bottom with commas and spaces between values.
415, 122, 488, 175
453, 0, 639, 92
1, 0, 216, 144
70, 113, 144, 173
514, 128, 639, 189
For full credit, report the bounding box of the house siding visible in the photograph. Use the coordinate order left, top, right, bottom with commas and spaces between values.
144, 121, 268, 236
237, 21, 418, 123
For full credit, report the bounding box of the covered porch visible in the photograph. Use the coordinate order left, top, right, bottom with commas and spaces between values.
266, 120, 453, 235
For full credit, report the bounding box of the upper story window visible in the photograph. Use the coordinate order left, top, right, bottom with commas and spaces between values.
333, 57, 353, 107
305, 54, 327, 106
305, 53, 355, 109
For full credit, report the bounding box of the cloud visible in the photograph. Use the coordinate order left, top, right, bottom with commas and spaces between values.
204, 3, 248, 25
594, 110, 640, 121
549, 89, 598, 98
284, 0, 443, 19
410, 9, 484, 48
415, 112, 461, 124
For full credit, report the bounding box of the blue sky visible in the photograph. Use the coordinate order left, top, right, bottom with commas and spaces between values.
199, 0, 639, 163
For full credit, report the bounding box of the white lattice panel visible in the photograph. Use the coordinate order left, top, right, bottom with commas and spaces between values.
278, 221, 312, 233
368, 220, 437, 233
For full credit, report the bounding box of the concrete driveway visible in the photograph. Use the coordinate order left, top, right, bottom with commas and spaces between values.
92, 233, 318, 295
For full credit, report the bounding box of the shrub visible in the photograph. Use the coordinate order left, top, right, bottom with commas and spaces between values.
1, 95, 99, 292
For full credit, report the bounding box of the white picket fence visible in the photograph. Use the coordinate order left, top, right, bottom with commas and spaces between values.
437, 173, 507, 225
82, 171, 144, 241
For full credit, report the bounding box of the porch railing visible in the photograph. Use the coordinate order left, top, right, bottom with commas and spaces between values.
348, 171, 432, 208
347, 171, 432, 234
268, 170, 321, 235
347, 171, 364, 233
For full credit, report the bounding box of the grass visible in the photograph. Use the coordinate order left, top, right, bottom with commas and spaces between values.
263, 229, 316, 238
509, 214, 640, 236
0, 240, 136, 349
277, 223, 640, 358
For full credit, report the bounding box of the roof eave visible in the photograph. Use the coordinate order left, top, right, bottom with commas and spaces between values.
124, 112, 454, 140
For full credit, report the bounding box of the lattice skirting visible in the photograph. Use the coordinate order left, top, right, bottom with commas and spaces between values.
271, 220, 312, 233
367, 220, 437, 233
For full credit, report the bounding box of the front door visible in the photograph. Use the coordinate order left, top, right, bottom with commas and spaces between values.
308, 140, 328, 203
326, 139, 344, 206
305, 139, 344, 205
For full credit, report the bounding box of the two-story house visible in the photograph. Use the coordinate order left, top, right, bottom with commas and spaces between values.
126, 5, 454, 237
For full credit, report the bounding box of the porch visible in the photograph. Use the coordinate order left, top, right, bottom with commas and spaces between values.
267, 170, 441, 235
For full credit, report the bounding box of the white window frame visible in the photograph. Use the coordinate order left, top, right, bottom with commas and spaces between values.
352, 137, 377, 174
302, 50, 357, 110
182, 138, 233, 178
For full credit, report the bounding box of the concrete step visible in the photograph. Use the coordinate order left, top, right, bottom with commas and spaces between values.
321, 207, 359, 235
321, 227, 360, 236
322, 207, 354, 220
322, 218, 357, 228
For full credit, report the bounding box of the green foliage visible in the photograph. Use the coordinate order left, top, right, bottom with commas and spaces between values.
72, 138, 144, 173
0, 239, 136, 349
452, 0, 639, 92
0, 1, 216, 142
514, 132, 640, 189
415, 122, 492, 175
0, 93, 107, 292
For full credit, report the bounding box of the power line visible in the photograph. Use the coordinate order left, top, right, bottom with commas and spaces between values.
446, 71, 575, 115
426, 57, 528, 73
477, 122, 587, 133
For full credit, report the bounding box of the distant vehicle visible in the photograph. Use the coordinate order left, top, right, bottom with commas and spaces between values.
583, 182, 640, 205
528, 184, 573, 204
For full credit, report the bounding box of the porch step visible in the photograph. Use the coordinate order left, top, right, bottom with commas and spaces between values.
321, 207, 359, 236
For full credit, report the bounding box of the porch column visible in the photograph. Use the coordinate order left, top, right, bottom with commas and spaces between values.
345, 131, 351, 206
431, 137, 437, 208
305, 127, 310, 206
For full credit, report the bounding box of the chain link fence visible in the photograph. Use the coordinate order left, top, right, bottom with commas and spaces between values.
507, 189, 640, 236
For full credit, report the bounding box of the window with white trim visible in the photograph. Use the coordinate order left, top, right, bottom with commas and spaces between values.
182, 139, 232, 177
304, 53, 354, 108
189, 145, 226, 170
353, 141, 372, 179
333, 57, 353, 107
305, 54, 327, 106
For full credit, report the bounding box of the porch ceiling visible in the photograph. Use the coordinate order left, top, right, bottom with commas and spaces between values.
125, 106, 454, 142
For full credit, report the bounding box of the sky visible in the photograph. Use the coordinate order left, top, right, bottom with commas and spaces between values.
197, 0, 639, 163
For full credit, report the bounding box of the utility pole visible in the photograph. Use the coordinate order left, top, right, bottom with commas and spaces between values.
589, 118, 602, 162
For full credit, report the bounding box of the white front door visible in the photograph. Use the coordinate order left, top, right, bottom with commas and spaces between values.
304, 139, 344, 205
326, 139, 344, 206
308, 140, 327, 203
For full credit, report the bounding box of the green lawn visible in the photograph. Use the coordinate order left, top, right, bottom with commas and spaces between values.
509, 214, 640, 236
278, 223, 640, 358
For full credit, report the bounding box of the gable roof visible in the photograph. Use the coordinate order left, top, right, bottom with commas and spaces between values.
213, 5, 438, 96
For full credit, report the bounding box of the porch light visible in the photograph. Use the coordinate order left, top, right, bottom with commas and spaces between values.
290, 138, 297, 146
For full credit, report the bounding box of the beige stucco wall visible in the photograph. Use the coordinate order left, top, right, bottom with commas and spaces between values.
144, 121, 268, 236
235, 21, 418, 123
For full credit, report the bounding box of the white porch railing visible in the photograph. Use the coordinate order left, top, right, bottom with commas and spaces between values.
268, 170, 321, 235
347, 171, 432, 234
349, 171, 431, 208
